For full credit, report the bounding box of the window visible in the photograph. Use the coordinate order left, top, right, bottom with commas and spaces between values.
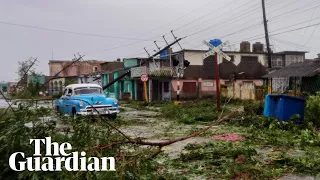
93, 66, 98, 72
277, 60, 282, 67
74, 87, 103, 95
63, 88, 68, 95
272, 56, 283, 67
182, 82, 197, 93
67, 88, 73, 95
164, 82, 169, 93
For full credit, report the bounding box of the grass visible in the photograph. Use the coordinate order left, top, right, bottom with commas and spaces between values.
2, 98, 319, 179
118, 99, 320, 179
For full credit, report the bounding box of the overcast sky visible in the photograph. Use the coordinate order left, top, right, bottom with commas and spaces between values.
0, 0, 319, 81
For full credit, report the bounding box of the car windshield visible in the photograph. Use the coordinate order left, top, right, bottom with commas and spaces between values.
74, 87, 103, 95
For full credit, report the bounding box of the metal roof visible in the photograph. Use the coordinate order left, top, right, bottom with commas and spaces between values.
263, 61, 320, 78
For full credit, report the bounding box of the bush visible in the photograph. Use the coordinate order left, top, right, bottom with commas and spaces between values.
243, 101, 264, 116
305, 92, 320, 127
52, 93, 62, 99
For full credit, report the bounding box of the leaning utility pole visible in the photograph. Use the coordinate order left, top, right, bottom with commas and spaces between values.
262, 0, 272, 94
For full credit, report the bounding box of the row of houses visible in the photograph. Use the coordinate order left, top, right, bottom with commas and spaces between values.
2, 41, 316, 101
45, 41, 313, 101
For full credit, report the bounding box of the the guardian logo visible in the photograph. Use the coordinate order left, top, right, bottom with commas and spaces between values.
9, 137, 115, 171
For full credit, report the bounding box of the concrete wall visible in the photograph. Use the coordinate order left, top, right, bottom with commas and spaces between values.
184, 51, 204, 65
171, 79, 264, 100
49, 61, 104, 77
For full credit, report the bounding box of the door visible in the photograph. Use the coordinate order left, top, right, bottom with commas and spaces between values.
153, 80, 159, 101
63, 88, 73, 115
137, 81, 144, 101
162, 81, 171, 101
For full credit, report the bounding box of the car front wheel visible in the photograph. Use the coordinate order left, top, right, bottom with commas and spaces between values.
107, 114, 117, 120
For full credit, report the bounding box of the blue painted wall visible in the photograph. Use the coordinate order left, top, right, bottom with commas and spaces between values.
124, 58, 138, 67
28, 74, 45, 84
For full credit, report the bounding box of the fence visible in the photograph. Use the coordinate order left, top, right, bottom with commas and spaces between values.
220, 83, 267, 101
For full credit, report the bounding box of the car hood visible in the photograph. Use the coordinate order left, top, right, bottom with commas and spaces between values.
72, 94, 116, 105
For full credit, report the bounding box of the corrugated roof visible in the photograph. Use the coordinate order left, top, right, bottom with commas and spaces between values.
263, 61, 320, 78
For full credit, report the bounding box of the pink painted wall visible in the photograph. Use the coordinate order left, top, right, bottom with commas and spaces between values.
171, 79, 198, 91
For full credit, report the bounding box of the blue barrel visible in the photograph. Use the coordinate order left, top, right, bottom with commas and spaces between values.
264, 94, 306, 123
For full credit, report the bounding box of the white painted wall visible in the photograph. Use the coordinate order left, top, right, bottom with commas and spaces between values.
184, 51, 204, 65
183, 51, 268, 67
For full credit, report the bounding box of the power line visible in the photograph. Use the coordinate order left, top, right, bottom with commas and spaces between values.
172, 0, 238, 32
269, 0, 320, 22
270, 21, 320, 36
304, 4, 318, 33
303, 24, 319, 45
131, 0, 220, 39
183, 0, 317, 44
178, 0, 260, 36
80, 0, 275, 58
0, 21, 162, 42
271, 37, 318, 52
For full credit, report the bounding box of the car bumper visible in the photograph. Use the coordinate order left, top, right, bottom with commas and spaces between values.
77, 109, 119, 116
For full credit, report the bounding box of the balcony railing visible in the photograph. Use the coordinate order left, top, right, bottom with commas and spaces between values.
130, 66, 178, 78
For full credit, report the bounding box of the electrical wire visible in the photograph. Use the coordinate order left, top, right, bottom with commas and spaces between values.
172, 0, 238, 32
269, 1, 320, 22
131, 0, 220, 39
303, 24, 319, 45
179, 0, 261, 37
0, 21, 163, 42
183, 0, 318, 44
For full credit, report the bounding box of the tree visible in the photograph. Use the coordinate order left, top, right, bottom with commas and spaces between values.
17, 58, 36, 80
13, 58, 43, 98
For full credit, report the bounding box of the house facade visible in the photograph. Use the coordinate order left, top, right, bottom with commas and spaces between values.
48, 60, 105, 77
270, 51, 307, 93
100, 58, 175, 101
169, 42, 307, 100
49, 76, 78, 95
264, 60, 320, 96
97, 41, 308, 101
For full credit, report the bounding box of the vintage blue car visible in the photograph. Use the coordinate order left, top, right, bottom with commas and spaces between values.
54, 84, 119, 119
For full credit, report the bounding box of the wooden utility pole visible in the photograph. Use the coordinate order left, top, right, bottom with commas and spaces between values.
262, 0, 272, 94
215, 52, 220, 110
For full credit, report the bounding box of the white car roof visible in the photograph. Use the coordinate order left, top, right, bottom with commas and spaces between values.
66, 84, 102, 90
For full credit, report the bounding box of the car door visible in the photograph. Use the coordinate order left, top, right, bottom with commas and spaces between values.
64, 88, 73, 115
58, 88, 68, 113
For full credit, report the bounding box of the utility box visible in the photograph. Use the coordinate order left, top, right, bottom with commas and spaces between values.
264, 94, 306, 123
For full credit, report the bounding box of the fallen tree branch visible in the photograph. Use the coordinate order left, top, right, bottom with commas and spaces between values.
98, 110, 237, 149
127, 110, 236, 147
144, 147, 162, 160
